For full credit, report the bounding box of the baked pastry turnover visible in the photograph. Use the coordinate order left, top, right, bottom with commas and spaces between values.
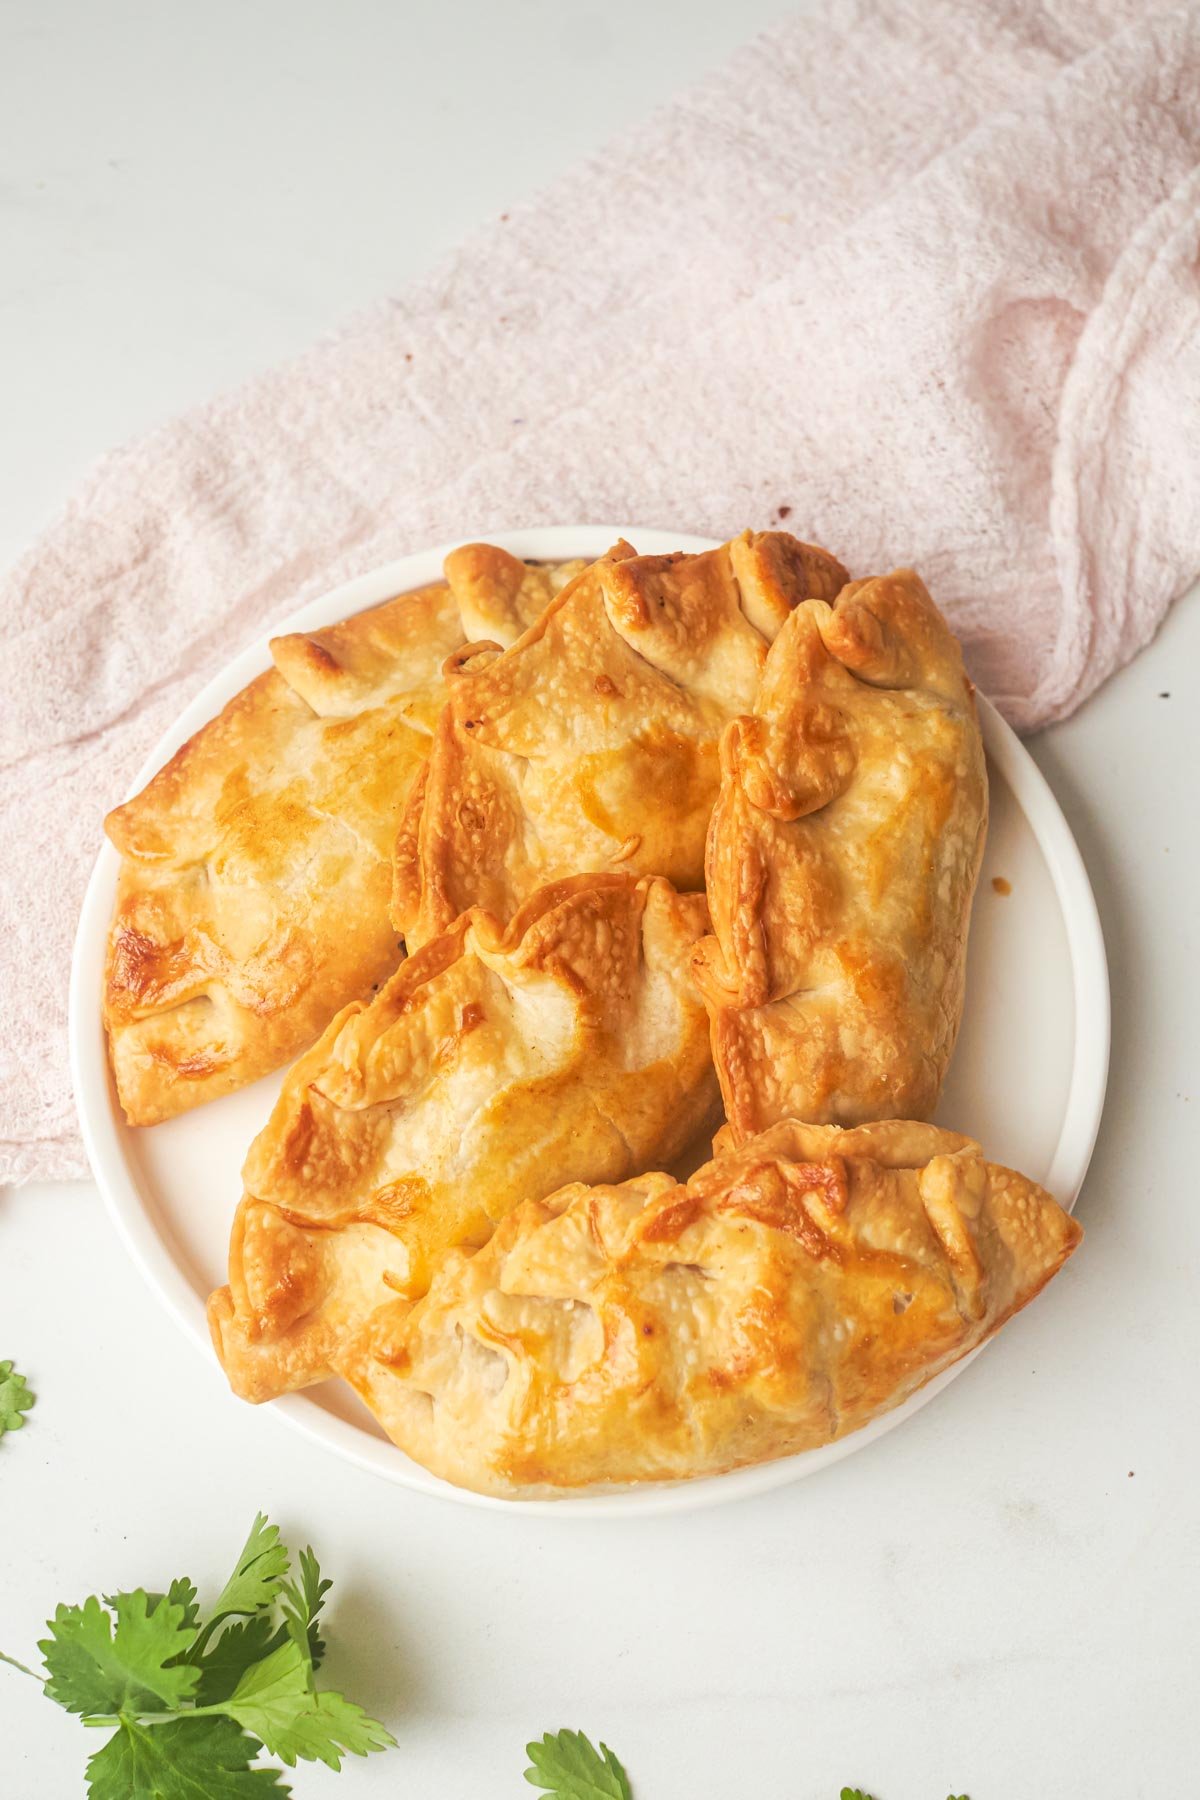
338, 1119, 1080, 1497
392, 532, 849, 949
104, 556, 587, 1125
208, 873, 719, 1401
100, 525, 1083, 1498
695, 570, 988, 1141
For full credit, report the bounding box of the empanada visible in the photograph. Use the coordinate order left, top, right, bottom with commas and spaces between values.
393, 532, 849, 949
339, 1119, 1080, 1497
694, 570, 988, 1141
104, 555, 588, 1125
208, 873, 719, 1401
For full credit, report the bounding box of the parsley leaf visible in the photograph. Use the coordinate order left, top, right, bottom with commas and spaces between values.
158, 1578, 202, 1636
270, 1689, 393, 1767
194, 1615, 278, 1707
206, 1516, 290, 1626
193, 1542, 329, 1706
223, 1637, 393, 1769
85, 1716, 288, 1798
525, 1729, 633, 1799
279, 1544, 331, 1670
3, 1516, 394, 1795
40, 1591, 200, 1716
222, 1639, 320, 1749
0, 1359, 35, 1437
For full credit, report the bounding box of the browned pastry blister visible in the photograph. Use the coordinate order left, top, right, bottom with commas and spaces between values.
392, 532, 849, 949
208, 873, 720, 1401
335, 1119, 1080, 1497
694, 569, 988, 1140
103, 555, 589, 1126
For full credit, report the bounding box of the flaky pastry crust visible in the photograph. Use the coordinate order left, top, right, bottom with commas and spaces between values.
338, 1119, 1080, 1497
694, 570, 988, 1139
104, 557, 587, 1125
106, 525, 1075, 1500
208, 873, 719, 1401
392, 532, 849, 948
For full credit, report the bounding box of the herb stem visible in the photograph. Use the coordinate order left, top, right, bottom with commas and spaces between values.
0, 1650, 40, 1680
82, 1703, 236, 1729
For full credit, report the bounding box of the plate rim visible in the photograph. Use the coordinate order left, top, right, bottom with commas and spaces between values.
69, 526, 1110, 1518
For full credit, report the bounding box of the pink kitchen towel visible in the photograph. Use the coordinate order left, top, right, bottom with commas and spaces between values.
2, 0, 1199, 1184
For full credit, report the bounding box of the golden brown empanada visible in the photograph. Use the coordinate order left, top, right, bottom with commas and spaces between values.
338, 1119, 1080, 1497
694, 570, 988, 1141
208, 873, 719, 1401
393, 532, 849, 949
104, 556, 588, 1126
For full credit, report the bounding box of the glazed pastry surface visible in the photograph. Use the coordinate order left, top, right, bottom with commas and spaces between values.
103, 556, 587, 1124
337, 1118, 1080, 1497
393, 533, 849, 949
695, 569, 988, 1139
110, 528, 1079, 1504
208, 873, 719, 1400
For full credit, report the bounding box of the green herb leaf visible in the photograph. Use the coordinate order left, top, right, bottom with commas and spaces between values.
223, 1637, 392, 1769
279, 1544, 331, 1670
160, 1578, 202, 1636
40, 1591, 200, 1716
0, 1359, 35, 1437
194, 1616, 279, 1707
525, 1729, 633, 1799
5, 1516, 393, 1791
85, 1716, 288, 1798
194, 1542, 329, 1708
243, 1683, 394, 1771
207, 1516, 290, 1625
222, 1640, 310, 1743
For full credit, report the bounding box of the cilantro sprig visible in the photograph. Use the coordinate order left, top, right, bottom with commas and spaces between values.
2, 1521, 969, 1800
0, 1359, 35, 1439
523, 1734, 969, 1800
1, 1513, 393, 1796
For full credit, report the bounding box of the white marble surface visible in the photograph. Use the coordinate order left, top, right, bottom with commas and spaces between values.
2, 4, 1197, 1797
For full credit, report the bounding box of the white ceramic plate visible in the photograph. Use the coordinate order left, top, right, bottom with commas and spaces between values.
70, 529, 1110, 1516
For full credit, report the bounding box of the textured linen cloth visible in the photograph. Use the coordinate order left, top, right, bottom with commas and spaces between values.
2, 0, 1198, 1184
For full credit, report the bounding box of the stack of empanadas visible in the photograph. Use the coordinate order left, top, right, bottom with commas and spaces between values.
102, 530, 1082, 1499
